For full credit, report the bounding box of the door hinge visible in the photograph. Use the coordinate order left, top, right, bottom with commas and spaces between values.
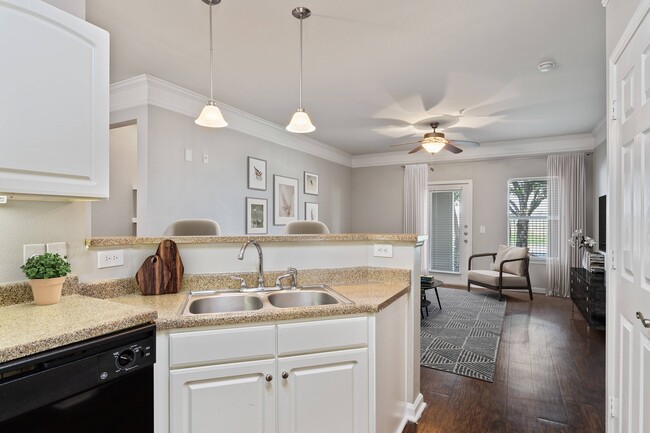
611, 99, 617, 121
610, 250, 616, 270
609, 396, 619, 418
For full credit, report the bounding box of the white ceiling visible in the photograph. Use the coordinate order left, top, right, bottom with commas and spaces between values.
86, 0, 605, 156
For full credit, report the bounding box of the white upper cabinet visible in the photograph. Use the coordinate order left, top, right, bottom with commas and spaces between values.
0, 0, 109, 199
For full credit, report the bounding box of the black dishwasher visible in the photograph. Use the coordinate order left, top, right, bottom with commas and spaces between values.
0, 323, 156, 433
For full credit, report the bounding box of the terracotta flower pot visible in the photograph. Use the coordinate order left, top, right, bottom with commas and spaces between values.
29, 276, 65, 305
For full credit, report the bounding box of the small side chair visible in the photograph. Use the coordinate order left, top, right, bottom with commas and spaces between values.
467, 245, 533, 301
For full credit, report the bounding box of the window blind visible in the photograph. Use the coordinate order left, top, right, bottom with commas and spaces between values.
507, 178, 548, 257
428, 190, 460, 273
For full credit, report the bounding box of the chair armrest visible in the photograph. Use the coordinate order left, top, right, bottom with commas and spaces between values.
468, 252, 497, 270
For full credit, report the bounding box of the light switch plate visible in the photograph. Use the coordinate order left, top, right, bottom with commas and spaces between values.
184, 149, 193, 162
23, 244, 45, 264
203, 154, 209, 164
46, 242, 67, 258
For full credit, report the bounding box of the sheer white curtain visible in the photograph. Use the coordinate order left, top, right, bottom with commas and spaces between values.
403, 164, 428, 275
547, 153, 586, 297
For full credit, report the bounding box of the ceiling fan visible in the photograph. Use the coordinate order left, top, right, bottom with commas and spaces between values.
390, 122, 480, 155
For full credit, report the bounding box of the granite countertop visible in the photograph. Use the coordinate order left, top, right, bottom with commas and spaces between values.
0, 295, 157, 363
110, 281, 409, 330
86, 233, 427, 247
0, 273, 409, 363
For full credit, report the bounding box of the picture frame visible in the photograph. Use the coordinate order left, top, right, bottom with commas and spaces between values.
246, 197, 267, 234
304, 171, 319, 195
248, 157, 267, 191
305, 202, 319, 221
274, 175, 299, 225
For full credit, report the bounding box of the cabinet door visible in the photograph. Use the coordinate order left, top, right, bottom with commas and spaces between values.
278, 348, 368, 433
170, 359, 276, 433
0, 0, 109, 199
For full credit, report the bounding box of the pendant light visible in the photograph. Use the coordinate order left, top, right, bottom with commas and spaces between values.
286, 7, 315, 133
195, 0, 228, 128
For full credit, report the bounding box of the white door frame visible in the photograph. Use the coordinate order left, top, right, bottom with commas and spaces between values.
427, 179, 473, 286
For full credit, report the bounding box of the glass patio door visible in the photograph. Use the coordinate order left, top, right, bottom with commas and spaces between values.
428, 181, 472, 283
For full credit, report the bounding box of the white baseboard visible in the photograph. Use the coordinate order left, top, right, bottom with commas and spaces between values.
405, 393, 426, 422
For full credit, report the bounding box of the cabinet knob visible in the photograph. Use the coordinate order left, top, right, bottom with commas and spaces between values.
265, 374, 273, 382
282, 371, 289, 379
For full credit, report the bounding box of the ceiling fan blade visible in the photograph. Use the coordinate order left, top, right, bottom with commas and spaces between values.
390, 140, 421, 147
443, 143, 463, 154
408, 145, 424, 154
448, 139, 480, 147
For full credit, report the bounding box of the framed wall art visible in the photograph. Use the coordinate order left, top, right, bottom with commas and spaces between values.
304, 171, 319, 195
305, 202, 319, 221
248, 157, 267, 190
246, 197, 267, 234
274, 175, 298, 225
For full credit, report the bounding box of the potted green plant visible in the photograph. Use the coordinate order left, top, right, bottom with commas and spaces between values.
20, 253, 71, 305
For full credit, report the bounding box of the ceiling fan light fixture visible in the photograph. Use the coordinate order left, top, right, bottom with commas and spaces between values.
195, 100, 228, 127
422, 141, 446, 153
286, 108, 315, 133
195, 0, 228, 128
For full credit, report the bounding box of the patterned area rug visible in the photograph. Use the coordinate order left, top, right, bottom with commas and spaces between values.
420, 287, 506, 382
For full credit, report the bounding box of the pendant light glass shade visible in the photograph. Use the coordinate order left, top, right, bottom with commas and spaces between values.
286, 7, 315, 134
195, 0, 227, 128
286, 108, 315, 133
195, 101, 228, 127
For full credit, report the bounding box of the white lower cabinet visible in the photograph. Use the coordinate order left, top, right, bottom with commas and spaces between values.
278, 348, 368, 433
167, 318, 369, 433
170, 359, 276, 433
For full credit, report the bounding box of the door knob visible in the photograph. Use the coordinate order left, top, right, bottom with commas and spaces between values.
464, 232, 468, 235
464, 240, 468, 243
265, 374, 273, 382
282, 371, 289, 379
636, 312, 650, 328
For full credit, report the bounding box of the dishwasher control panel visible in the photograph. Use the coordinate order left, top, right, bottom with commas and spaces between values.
97, 335, 155, 381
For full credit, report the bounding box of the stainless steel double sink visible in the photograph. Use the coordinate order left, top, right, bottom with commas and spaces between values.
178, 285, 353, 316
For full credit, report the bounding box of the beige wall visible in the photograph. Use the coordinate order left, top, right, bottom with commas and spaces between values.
144, 106, 353, 236
351, 165, 403, 233
349, 155, 598, 290
0, 201, 90, 283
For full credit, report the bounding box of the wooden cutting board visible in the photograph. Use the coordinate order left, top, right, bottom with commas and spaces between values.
155, 239, 184, 294
135, 255, 172, 295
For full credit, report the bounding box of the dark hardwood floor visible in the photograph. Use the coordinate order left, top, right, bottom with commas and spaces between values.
405, 287, 606, 433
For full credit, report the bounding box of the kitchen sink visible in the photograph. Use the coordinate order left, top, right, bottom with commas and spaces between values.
267, 290, 339, 308
184, 293, 263, 315
179, 285, 352, 315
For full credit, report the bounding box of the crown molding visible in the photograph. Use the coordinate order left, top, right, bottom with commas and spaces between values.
350, 133, 597, 167
592, 115, 607, 146
110, 75, 353, 167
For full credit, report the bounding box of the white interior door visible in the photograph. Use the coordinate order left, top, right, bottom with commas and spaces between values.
427, 181, 473, 285
608, 6, 650, 432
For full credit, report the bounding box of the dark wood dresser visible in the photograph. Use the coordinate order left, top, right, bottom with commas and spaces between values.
570, 267, 606, 330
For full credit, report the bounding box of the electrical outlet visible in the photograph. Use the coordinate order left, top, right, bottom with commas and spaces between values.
373, 244, 393, 258
46, 242, 67, 257
97, 250, 125, 269
480, 226, 486, 233
23, 244, 45, 264
0, 195, 7, 204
